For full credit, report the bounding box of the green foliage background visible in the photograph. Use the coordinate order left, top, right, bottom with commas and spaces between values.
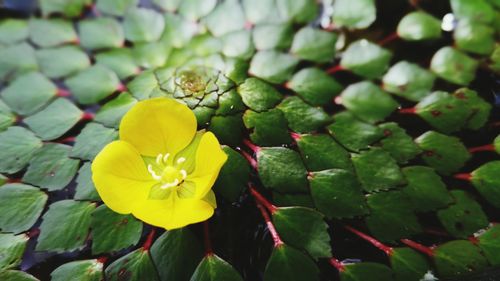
0, 0, 499, 280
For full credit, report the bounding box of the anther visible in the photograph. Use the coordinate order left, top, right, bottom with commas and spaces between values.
147, 164, 162, 181
161, 179, 179, 189
180, 169, 187, 180
156, 154, 163, 165
163, 153, 170, 163
177, 157, 186, 164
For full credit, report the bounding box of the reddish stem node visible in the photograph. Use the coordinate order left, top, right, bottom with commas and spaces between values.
468, 144, 495, 153
243, 139, 261, 153
468, 236, 479, 245
59, 136, 76, 143
81, 112, 95, 121
344, 226, 393, 256
290, 132, 301, 141
116, 83, 127, 92
244, 21, 254, 30
398, 107, 416, 114
27, 228, 40, 238
142, 227, 156, 251
329, 257, 346, 272
454, 173, 472, 182
378, 32, 399, 46
249, 185, 278, 214
256, 203, 283, 248
6, 178, 22, 183
56, 88, 71, 97
240, 150, 258, 170
400, 239, 434, 257
203, 221, 214, 256
334, 96, 343, 105
97, 256, 108, 264
326, 65, 345, 74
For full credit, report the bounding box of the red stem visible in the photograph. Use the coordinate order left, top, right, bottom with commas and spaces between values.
142, 228, 156, 251
97, 256, 108, 264
378, 32, 399, 46
326, 65, 345, 74
344, 226, 393, 255
203, 221, 214, 256
240, 150, 258, 170
290, 132, 301, 141
398, 107, 416, 114
400, 239, 434, 257
81, 112, 95, 121
256, 203, 283, 248
468, 144, 495, 153
329, 257, 345, 272
59, 136, 76, 143
243, 139, 261, 153
249, 185, 278, 214
56, 88, 71, 97
454, 173, 472, 182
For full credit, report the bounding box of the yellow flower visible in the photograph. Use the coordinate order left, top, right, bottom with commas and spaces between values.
91, 98, 227, 230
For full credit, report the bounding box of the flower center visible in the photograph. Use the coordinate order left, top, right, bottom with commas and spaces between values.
147, 153, 188, 190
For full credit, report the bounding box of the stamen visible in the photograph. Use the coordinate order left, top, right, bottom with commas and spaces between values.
161, 179, 179, 189
180, 169, 187, 180
177, 157, 186, 164
156, 154, 163, 165
163, 153, 170, 163
147, 164, 162, 181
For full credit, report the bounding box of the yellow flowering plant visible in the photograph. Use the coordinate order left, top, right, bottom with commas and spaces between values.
91, 97, 227, 230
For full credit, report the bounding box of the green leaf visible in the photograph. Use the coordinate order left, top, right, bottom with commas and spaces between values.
51, 259, 104, 281
401, 166, 452, 212
275, 0, 318, 23
273, 207, 331, 259
327, 111, 384, 152
450, 0, 495, 23
287, 68, 342, 106
264, 244, 320, 281
221, 30, 254, 59
340, 40, 392, 79
0, 183, 47, 233
0, 233, 28, 270
437, 190, 489, 238
378, 123, 422, 164
277, 96, 331, 133
208, 114, 244, 146
309, 169, 368, 219
213, 146, 250, 202
160, 13, 199, 48
79, 18, 124, 50
190, 254, 243, 281
39, 0, 88, 17
242, 0, 282, 24
0, 270, 39, 281
273, 192, 315, 208
415, 131, 470, 175
341, 81, 398, 123
237, 78, 282, 112
36, 46, 90, 79
365, 191, 421, 241
28, 19, 77, 48
0, 43, 38, 81
243, 109, 292, 146
454, 20, 495, 55
430, 47, 478, 86
124, 8, 165, 43
151, 229, 203, 281
0, 100, 15, 132
296, 134, 352, 172
23, 143, 80, 191
65, 65, 121, 105
36, 200, 95, 252
471, 161, 500, 208
477, 224, 500, 266
257, 147, 308, 193
106, 248, 160, 281
331, 0, 376, 29
90, 205, 142, 254
382, 61, 436, 101
340, 262, 394, 281
0, 19, 28, 45
203, 0, 246, 37
396, 11, 442, 41
24, 98, 83, 141
96, 0, 138, 16
390, 248, 431, 281
249, 51, 299, 83
74, 162, 100, 201
178, 0, 217, 21
133, 42, 170, 69
0, 126, 43, 174
1, 71, 57, 115
94, 92, 138, 128
216, 89, 246, 116
352, 147, 406, 192
252, 23, 293, 51
290, 27, 337, 63
71, 123, 117, 161
433, 240, 489, 277
95, 48, 139, 79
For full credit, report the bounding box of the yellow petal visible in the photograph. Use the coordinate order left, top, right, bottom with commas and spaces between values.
119, 97, 197, 157
187, 132, 228, 198
132, 195, 214, 230
91, 141, 156, 214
